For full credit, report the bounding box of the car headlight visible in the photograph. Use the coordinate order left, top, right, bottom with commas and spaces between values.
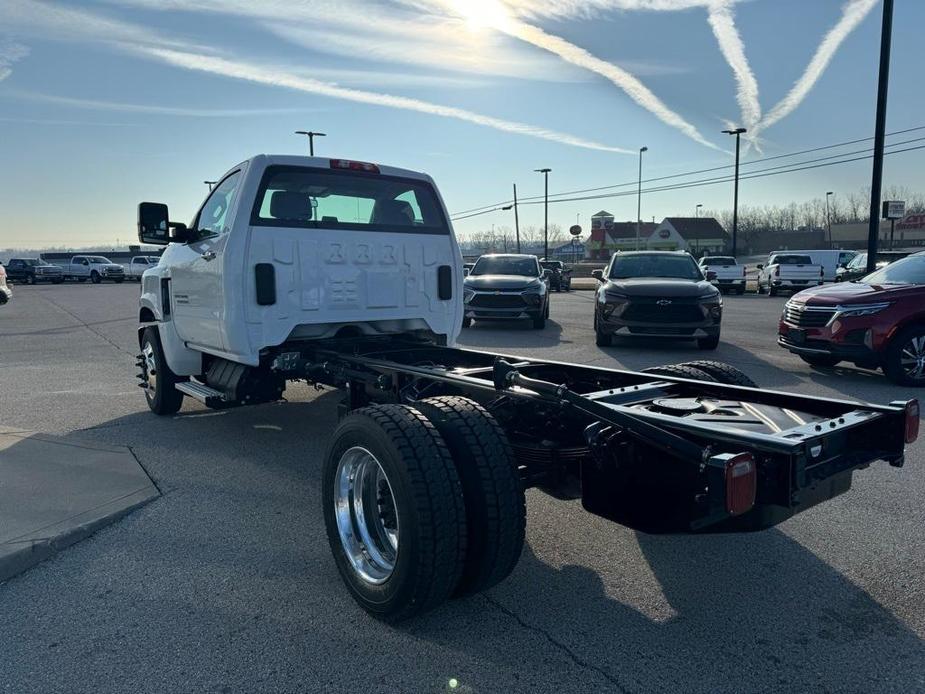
523, 282, 544, 295
603, 290, 628, 302
836, 302, 891, 318
698, 292, 721, 302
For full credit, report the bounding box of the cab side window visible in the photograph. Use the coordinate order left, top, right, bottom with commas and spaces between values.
194, 171, 242, 238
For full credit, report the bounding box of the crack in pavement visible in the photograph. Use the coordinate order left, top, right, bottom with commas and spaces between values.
482, 593, 632, 693
37, 293, 135, 358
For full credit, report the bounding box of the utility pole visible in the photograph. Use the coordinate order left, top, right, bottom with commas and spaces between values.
866, 0, 894, 274
826, 191, 834, 247
535, 168, 551, 259
295, 130, 326, 156
636, 146, 647, 251
204, 180, 217, 191
722, 128, 747, 257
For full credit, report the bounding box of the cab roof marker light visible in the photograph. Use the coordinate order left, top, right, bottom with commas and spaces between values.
330, 159, 380, 173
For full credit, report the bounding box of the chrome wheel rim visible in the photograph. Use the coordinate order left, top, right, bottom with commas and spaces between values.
334, 446, 399, 585
900, 335, 925, 381
142, 341, 158, 399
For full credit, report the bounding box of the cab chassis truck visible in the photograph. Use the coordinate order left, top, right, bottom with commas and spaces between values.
135, 155, 918, 622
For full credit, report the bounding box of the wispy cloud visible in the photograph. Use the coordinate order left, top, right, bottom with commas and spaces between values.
5, 91, 325, 117
754, 0, 879, 136
134, 46, 633, 153
0, 40, 29, 82
706, 0, 760, 131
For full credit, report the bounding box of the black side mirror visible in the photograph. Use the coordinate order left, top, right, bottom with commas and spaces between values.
138, 202, 171, 245
756, 264, 764, 270
592, 269, 604, 282
706, 271, 717, 281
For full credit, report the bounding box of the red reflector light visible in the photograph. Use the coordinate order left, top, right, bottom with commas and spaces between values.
905, 399, 920, 444
330, 159, 380, 173
725, 453, 756, 516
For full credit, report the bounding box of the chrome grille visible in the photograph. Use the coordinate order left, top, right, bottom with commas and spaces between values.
784, 302, 836, 328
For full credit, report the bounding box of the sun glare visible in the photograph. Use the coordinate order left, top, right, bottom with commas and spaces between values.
448, 0, 512, 31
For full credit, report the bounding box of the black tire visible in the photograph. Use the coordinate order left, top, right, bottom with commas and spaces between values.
595, 327, 612, 347
90, 271, 101, 284
643, 364, 719, 382
532, 310, 546, 329
800, 354, 841, 368
462, 317, 472, 328
415, 396, 525, 597
77, 278, 87, 283
736, 287, 745, 295
883, 325, 925, 387
322, 405, 467, 622
768, 285, 778, 297
675, 360, 757, 387
52, 278, 63, 285
697, 333, 721, 350
26, 275, 35, 285
139, 326, 185, 415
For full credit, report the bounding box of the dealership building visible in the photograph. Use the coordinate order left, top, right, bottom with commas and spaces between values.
587, 211, 728, 260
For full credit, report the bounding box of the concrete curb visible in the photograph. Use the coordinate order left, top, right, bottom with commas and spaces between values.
0, 428, 160, 583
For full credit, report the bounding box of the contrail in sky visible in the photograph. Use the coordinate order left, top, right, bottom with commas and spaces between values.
134, 46, 634, 153
706, 0, 760, 131
754, 0, 879, 136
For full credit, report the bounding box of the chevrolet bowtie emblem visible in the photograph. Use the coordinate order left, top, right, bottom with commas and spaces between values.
656, 299, 672, 306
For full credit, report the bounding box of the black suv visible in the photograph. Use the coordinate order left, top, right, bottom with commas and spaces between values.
540, 260, 572, 291
593, 251, 722, 349
463, 254, 550, 329
4, 258, 64, 284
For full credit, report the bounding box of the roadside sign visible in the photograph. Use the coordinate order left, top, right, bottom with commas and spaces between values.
569, 224, 582, 236
883, 200, 905, 219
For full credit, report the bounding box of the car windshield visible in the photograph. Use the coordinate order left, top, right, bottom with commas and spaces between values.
22, 259, 41, 266
609, 254, 701, 280
87, 256, 111, 264
771, 255, 812, 265
863, 254, 925, 285
703, 257, 735, 265
471, 256, 538, 277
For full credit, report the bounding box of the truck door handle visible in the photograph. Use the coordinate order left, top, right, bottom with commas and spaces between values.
201, 251, 216, 261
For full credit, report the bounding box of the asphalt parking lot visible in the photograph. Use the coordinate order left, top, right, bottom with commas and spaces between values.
1, 283, 924, 693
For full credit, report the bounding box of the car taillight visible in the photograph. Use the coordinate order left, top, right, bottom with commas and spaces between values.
774, 266, 780, 277
725, 453, 756, 516
905, 399, 920, 444
330, 159, 380, 173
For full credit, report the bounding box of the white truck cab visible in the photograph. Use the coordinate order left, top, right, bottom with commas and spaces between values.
137, 155, 464, 398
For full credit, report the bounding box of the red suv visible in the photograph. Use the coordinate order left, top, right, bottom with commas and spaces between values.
778, 252, 925, 386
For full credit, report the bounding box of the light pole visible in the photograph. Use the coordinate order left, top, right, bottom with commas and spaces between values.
501, 183, 521, 253
866, 0, 894, 273
295, 130, 326, 156
535, 168, 551, 259
722, 128, 747, 257
636, 146, 647, 251
825, 191, 834, 247
695, 203, 703, 218
204, 180, 217, 191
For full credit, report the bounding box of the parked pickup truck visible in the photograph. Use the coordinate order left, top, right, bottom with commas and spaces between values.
3, 258, 64, 284
134, 154, 918, 623
698, 255, 745, 294
127, 255, 161, 281
64, 255, 125, 283
756, 253, 824, 296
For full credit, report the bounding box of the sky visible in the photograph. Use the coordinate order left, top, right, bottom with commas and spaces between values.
0, 0, 923, 248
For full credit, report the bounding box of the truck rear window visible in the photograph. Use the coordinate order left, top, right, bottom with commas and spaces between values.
772, 255, 812, 265
250, 165, 449, 235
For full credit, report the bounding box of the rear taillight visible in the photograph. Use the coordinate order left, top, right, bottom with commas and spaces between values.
775, 266, 780, 277
905, 399, 920, 444
330, 159, 380, 173
725, 453, 757, 516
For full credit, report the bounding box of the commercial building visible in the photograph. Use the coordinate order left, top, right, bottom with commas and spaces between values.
587, 211, 728, 259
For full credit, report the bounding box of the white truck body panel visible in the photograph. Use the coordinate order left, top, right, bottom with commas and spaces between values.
698, 256, 745, 291
783, 249, 858, 282
144, 155, 463, 369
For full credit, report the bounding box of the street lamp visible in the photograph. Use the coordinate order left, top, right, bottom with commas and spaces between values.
204, 180, 217, 191
722, 128, 747, 257
825, 191, 834, 247
501, 183, 521, 253
695, 203, 703, 218
295, 130, 326, 156
636, 146, 647, 251
535, 168, 551, 259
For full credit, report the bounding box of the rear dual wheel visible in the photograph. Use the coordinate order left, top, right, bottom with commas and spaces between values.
323, 398, 524, 622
